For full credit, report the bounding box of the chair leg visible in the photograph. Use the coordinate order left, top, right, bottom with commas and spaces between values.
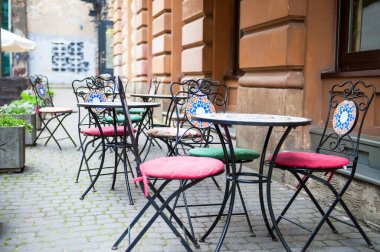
111, 144, 118, 191
122, 147, 134, 205
292, 172, 338, 233
113, 179, 200, 251
338, 197, 373, 248
236, 182, 255, 237
37, 115, 63, 150
56, 113, 77, 147
179, 181, 195, 238
211, 176, 221, 190
80, 138, 106, 200
77, 138, 101, 192
200, 179, 232, 242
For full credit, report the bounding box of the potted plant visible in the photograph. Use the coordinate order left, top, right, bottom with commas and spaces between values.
0, 99, 36, 145
21, 90, 43, 130
0, 115, 32, 172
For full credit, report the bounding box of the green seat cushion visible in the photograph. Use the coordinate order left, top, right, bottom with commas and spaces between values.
129, 108, 146, 114
103, 114, 142, 123
189, 147, 260, 161
116, 108, 146, 114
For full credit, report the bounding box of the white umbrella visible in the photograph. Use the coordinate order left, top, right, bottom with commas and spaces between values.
1, 28, 36, 52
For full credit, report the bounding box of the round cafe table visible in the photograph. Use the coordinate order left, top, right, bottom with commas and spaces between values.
192, 112, 311, 252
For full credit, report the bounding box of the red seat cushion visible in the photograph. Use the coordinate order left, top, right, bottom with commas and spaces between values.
81, 126, 135, 137
135, 156, 224, 196
274, 152, 350, 169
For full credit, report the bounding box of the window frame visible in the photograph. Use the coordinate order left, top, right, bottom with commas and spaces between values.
337, 0, 380, 71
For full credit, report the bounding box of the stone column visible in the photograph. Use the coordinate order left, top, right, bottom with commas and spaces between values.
113, 0, 123, 76
181, 0, 213, 79
237, 0, 306, 181
130, 0, 150, 93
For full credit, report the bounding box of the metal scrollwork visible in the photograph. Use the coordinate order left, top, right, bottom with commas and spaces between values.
317, 80, 375, 160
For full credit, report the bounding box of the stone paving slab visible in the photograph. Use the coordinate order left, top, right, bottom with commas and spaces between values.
0, 88, 379, 252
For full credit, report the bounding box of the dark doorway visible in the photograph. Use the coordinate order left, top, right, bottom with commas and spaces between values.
99, 20, 114, 76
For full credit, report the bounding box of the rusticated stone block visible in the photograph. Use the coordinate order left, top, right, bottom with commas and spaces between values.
152, 12, 171, 37
182, 17, 213, 46
240, 0, 306, 30
240, 23, 305, 69
181, 45, 212, 73
152, 0, 171, 18
152, 55, 171, 75
182, 0, 213, 23
152, 34, 171, 55
135, 27, 148, 44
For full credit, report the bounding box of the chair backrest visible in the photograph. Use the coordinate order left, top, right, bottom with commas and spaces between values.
117, 76, 141, 166
317, 80, 375, 167
72, 76, 115, 113
170, 78, 228, 153
29, 75, 54, 108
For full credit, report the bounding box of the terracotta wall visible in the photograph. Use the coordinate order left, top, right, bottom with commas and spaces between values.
237, 0, 306, 174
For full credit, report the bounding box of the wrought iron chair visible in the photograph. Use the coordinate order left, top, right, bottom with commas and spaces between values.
112, 77, 224, 251
29, 75, 76, 150
168, 78, 261, 238
270, 80, 375, 251
72, 76, 114, 184
72, 76, 136, 203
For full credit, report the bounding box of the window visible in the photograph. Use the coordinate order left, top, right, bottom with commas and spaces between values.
338, 0, 380, 71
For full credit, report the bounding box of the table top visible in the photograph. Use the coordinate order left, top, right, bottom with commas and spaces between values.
192, 113, 312, 127
131, 94, 187, 99
77, 101, 160, 109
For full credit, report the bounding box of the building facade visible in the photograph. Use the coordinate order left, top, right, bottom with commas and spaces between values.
111, 0, 379, 226
1, 0, 97, 84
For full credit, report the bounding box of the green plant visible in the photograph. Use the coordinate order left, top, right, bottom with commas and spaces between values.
0, 115, 33, 132
20, 90, 43, 107
0, 100, 35, 115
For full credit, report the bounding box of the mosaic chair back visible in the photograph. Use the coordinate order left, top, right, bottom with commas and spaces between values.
317, 80, 375, 164
169, 78, 228, 154
272, 80, 376, 251
29, 75, 54, 108
72, 76, 116, 103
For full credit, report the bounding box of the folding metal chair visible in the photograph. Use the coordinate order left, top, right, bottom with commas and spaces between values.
72, 76, 136, 204
270, 80, 375, 251
167, 78, 260, 238
30, 75, 76, 150
111, 77, 225, 251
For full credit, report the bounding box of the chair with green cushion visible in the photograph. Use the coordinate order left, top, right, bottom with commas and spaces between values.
189, 147, 260, 161
164, 78, 260, 238
102, 114, 142, 124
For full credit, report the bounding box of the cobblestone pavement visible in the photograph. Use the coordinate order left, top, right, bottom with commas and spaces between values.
0, 88, 379, 252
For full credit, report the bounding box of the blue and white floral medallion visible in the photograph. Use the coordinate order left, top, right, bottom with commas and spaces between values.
84, 90, 107, 113
333, 100, 358, 135
186, 96, 216, 128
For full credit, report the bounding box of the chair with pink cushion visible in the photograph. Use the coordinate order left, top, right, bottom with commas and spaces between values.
30, 75, 76, 150
270, 80, 375, 251
111, 77, 225, 251
72, 76, 137, 203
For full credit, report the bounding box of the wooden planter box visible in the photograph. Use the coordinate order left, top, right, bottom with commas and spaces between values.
13, 113, 37, 146
0, 126, 25, 172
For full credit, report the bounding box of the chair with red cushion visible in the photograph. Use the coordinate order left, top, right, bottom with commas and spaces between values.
111, 77, 225, 251
72, 76, 136, 203
30, 75, 77, 150
270, 80, 375, 251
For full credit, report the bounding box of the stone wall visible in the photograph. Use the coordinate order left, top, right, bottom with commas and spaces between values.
26, 0, 97, 85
